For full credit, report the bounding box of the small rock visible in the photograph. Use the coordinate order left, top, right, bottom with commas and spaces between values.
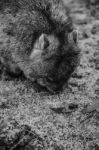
95, 89, 99, 95
83, 31, 90, 38
82, 101, 99, 113
91, 22, 99, 34
95, 79, 99, 86
95, 61, 99, 69
90, 0, 99, 5
50, 103, 78, 114
94, 55, 99, 69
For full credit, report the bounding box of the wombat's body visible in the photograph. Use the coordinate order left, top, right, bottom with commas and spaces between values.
0, 0, 80, 92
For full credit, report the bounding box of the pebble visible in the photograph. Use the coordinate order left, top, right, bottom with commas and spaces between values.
91, 20, 99, 34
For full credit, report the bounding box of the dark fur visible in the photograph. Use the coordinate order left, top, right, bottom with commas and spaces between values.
0, 0, 80, 92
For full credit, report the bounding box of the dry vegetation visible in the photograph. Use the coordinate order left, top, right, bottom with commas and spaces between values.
0, 0, 99, 149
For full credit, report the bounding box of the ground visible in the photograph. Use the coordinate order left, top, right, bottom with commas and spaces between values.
0, 0, 99, 149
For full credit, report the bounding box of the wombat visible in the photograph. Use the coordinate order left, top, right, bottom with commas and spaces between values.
0, 0, 80, 92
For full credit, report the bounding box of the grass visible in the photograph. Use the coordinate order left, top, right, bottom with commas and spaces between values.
0, 0, 99, 149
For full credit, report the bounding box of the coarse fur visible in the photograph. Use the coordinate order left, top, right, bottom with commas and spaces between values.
0, 0, 80, 92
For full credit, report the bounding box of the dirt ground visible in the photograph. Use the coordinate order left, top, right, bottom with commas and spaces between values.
0, 0, 99, 149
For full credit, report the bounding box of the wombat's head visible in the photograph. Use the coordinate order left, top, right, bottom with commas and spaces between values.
28, 33, 60, 80
29, 31, 80, 93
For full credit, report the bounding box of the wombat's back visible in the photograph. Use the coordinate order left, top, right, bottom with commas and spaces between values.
0, 4, 53, 75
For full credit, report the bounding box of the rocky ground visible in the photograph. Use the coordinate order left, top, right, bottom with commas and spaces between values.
0, 0, 99, 149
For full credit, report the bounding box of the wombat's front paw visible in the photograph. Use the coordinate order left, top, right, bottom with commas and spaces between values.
37, 78, 61, 94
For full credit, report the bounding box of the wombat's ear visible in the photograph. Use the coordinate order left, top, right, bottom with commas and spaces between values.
68, 30, 78, 44
72, 30, 78, 43
39, 34, 49, 50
